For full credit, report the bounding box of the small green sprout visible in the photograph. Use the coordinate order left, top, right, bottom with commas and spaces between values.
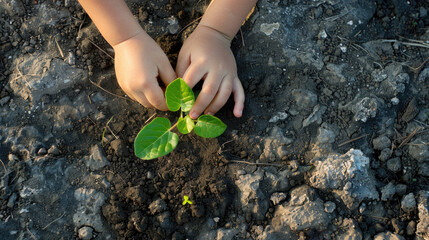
134, 78, 227, 160
182, 195, 193, 205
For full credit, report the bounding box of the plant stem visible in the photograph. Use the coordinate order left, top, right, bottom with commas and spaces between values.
169, 121, 178, 132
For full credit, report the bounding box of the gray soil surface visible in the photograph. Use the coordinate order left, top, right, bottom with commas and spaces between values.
1, 0, 429, 239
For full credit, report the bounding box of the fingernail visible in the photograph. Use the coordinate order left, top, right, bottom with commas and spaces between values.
206, 112, 213, 115
190, 112, 198, 119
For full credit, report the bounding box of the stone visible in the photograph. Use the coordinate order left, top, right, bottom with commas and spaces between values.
381, 182, 396, 201
83, 145, 110, 171
373, 231, 405, 240
216, 228, 239, 240
235, 168, 269, 221
74, 188, 107, 232
270, 192, 287, 206
352, 97, 379, 122
48, 145, 60, 156
9, 56, 87, 103
78, 226, 94, 240
387, 157, 401, 173
271, 185, 330, 232
292, 89, 317, 111
417, 191, 429, 237
149, 199, 167, 215
260, 23, 280, 36
418, 68, 429, 82
379, 148, 391, 161
401, 193, 416, 213
373, 135, 391, 150
302, 105, 327, 127
110, 139, 128, 157
309, 149, 379, 210
335, 218, 363, 240
324, 201, 336, 213
408, 137, 429, 162
395, 184, 407, 196
401, 98, 419, 123
268, 112, 288, 123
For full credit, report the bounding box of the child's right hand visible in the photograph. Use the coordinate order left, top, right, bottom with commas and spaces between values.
113, 31, 176, 111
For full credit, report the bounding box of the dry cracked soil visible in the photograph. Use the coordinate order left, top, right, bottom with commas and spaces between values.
1, 0, 429, 239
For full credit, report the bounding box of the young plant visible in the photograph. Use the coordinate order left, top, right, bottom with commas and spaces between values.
134, 78, 227, 160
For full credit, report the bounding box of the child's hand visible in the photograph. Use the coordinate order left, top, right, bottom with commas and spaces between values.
176, 25, 244, 118
113, 31, 176, 110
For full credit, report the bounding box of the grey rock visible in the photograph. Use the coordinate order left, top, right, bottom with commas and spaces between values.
418, 162, 429, 177
235, 168, 269, 221
9, 56, 87, 103
409, 137, 429, 162
7, 193, 18, 208
110, 139, 128, 157
83, 145, 110, 171
271, 185, 330, 232
401, 193, 416, 213
149, 199, 167, 215
374, 231, 405, 240
0, 96, 10, 106
380, 72, 409, 99
270, 192, 287, 206
395, 184, 407, 196
268, 112, 288, 123
259, 127, 292, 161
379, 148, 391, 161
78, 226, 94, 240
156, 211, 174, 235
324, 201, 336, 213
373, 135, 392, 150
167, 16, 180, 34
74, 188, 107, 232
352, 97, 379, 122
324, 63, 348, 85
302, 104, 327, 127
387, 157, 401, 173
292, 89, 317, 111
418, 68, 429, 82
264, 168, 291, 193
381, 182, 396, 201
309, 149, 379, 210
335, 218, 363, 240
216, 228, 239, 240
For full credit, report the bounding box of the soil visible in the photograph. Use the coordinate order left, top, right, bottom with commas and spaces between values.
1, 0, 429, 239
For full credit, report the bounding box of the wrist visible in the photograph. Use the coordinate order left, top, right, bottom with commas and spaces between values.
194, 24, 232, 46
112, 30, 150, 49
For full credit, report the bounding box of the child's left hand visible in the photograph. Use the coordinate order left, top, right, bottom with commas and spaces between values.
176, 25, 244, 119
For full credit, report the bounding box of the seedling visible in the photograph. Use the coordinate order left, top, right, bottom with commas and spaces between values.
134, 78, 227, 160
182, 195, 193, 205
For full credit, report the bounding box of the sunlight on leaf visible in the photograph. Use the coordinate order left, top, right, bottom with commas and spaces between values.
134, 117, 179, 160
177, 115, 195, 134
166, 78, 195, 112
194, 115, 227, 138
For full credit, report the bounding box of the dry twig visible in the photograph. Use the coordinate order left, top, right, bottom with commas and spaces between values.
54, 37, 64, 58
89, 79, 134, 102
42, 212, 66, 230
144, 113, 157, 124
228, 160, 285, 167
88, 39, 114, 60
338, 134, 369, 147
398, 127, 422, 148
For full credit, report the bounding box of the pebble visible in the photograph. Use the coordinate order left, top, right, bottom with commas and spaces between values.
378, 148, 391, 161
406, 220, 416, 235
373, 135, 391, 150
401, 193, 416, 213
386, 157, 401, 173
324, 201, 336, 213
395, 184, 407, 196
381, 182, 396, 201
37, 147, 47, 155
78, 226, 94, 240
270, 192, 287, 206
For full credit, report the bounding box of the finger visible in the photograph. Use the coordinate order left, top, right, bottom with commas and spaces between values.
182, 62, 207, 89
204, 75, 233, 115
189, 72, 223, 119
232, 77, 245, 118
175, 50, 190, 78
158, 55, 177, 87
131, 90, 153, 109
142, 82, 169, 111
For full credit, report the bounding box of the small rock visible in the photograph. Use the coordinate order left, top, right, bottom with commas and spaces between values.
270, 192, 287, 206
213, 217, 220, 223
401, 98, 419, 123
381, 182, 396, 201
0, 96, 10, 106
352, 97, 379, 122
401, 193, 416, 213
37, 147, 47, 155
7, 193, 18, 208
260, 22, 280, 36
269, 112, 288, 123
406, 220, 416, 235
324, 201, 336, 213
395, 184, 407, 196
149, 199, 167, 215
374, 231, 405, 240
373, 135, 391, 150
78, 226, 94, 240
48, 145, 60, 156
84, 144, 110, 171
236, 170, 246, 176
146, 171, 154, 179
110, 139, 128, 157
302, 105, 327, 127
386, 157, 401, 173
379, 148, 391, 161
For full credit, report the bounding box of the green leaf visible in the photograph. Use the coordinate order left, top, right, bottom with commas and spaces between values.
194, 115, 227, 138
177, 115, 195, 134
166, 78, 195, 112
134, 117, 179, 160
